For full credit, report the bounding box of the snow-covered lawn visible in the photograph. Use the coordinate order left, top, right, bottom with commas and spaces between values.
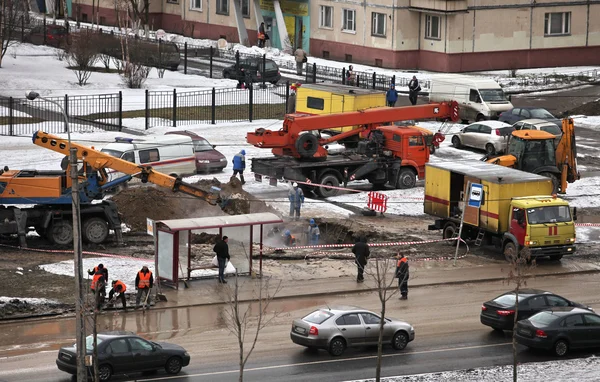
0, 106, 30, 118
572, 115, 600, 130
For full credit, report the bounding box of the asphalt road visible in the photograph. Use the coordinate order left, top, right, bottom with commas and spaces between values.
2, 272, 600, 382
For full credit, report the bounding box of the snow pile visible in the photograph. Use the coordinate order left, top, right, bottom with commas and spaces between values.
346, 356, 600, 382
0, 297, 58, 304
571, 115, 600, 130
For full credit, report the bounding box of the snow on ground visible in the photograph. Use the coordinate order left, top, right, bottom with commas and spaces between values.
347, 356, 600, 382
0, 296, 58, 304
0, 106, 30, 118
575, 226, 600, 244
572, 115, 600, 130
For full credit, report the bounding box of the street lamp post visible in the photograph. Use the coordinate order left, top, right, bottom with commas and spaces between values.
26, 92, 87, 382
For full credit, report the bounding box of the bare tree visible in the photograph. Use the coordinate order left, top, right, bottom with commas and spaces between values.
66, 29, 100, 85
115, 0, 150, 88
0, 0, 26, 67
504, 246, 536, 382
366, 254, 401, 382
221, 273, 282, 382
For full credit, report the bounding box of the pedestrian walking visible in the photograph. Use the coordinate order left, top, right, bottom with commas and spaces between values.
288, 182, 304, 220
352, 236, 370, 283
346, 65, 355, 86
294, 47, 307, 76
107, 280, 127, 310
386, 83, 398, 107
408, 75, 421, 105
232, 150, 246, 184
396, 254, 409, 299
258, 22, 266, 48
213, 236, 230, 283
135, 266, 153, 309
307, 218, 320, 245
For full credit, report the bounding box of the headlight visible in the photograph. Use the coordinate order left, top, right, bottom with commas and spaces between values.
197, 160, 210, 164
183, 351, 189, 356
566, 238, 575, 243
220, 158, 227, 162
526, 240, 537, 246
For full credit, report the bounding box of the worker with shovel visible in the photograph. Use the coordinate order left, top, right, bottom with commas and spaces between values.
107, 280, 127, 310
135, 266, 153, 309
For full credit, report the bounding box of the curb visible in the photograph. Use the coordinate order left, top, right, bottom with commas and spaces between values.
2, 268, 598, 324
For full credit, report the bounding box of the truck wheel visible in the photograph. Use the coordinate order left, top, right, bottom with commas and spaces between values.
295, 134, 319, 158
442, 222, 458, 246
316, 173, 341, 198
396, 169, 416, 189
48, 220, 74, 245
476, 114, 485, 122
503, 242, 517, 262
83, 217, 109, 244
539, 172, 559, 193
451, 136, 462, 149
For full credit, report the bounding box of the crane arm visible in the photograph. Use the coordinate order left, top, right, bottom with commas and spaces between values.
32, 131, 220, 205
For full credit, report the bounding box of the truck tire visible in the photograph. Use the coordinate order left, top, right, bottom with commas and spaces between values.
396, 168, 416, 189
83, 217, 109, 244
476, 114, 485, 122
316, 172, 341, 198
295, 134, 319, 158
442, 222, 458, 246
503, 241, 517, 262
48, 220, 74, 245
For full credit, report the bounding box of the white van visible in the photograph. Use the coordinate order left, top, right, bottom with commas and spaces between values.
100, 135, 197, 181
429, 75, 513, 123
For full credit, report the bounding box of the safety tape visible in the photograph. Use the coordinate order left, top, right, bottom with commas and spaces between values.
306, 250, 468, 262
267, 237, 460, 252
0, 243, 148, 262
575, 223, 600, 227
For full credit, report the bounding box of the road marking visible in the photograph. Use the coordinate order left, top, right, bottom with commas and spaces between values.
139, 342, 512, 381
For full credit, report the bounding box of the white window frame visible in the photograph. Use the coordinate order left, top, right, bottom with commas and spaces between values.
544, 12, 571, 36
425, 14, 441, 40
190, 0, 202, 11
216, 0, 228, 15
319, 5, 333, 29
371, 12, 386, 37
342, 9, 356, 33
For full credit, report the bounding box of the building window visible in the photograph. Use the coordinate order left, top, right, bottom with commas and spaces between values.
425, 14, 440, 40
166, 0, 179, 3
371, 12, 386, 37
239, 0, 249, 17
190, 0, 202, 11
216, 0, 228, 15
545, 12, 570, 36
342, 9, 356, 32
319, 5, 333, 29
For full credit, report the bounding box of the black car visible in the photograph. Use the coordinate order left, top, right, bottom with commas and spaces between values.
56, 332, 190, 381
480, 289, 592, 331
223, 57, 281, 84
515, 307, 600, 356
498, 107, 561, 126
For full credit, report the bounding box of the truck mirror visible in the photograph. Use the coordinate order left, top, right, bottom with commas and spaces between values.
572, 207, 577, 221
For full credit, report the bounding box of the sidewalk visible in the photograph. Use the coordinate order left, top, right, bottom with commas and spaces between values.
157, 260, 600, 309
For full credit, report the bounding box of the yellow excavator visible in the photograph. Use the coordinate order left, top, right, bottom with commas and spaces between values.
485, 118, 579, 193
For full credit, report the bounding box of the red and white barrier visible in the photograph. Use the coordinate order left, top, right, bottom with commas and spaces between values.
367, 192, 389, 213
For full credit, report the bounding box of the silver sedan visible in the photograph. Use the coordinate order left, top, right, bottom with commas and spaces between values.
290, 306, 415, 356
451, 120, 514, 155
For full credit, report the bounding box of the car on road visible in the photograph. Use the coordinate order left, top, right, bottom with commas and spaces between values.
451, 120, 514, 155
165, 130, 227, 173
290, 306, 415, 356
56, 331, 190, 381
223, 57, 281, 85
480, 289, 593, 331
512, 118, 563, 144
24, 24, 71, 48
499, 107, 561, 126
515, 307, 600, 356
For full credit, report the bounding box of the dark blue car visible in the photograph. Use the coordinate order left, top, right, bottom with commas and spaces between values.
498, 107, 561, 126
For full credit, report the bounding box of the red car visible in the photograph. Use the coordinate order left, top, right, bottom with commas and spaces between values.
165, 131, 227, 173
25, 25, 71, 48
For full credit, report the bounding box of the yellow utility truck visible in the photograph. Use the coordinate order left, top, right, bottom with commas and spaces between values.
425, 160, 576, 261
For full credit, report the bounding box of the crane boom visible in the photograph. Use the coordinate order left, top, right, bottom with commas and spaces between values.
32, 131, 220, 205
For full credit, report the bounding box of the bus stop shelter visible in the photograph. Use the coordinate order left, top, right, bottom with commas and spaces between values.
154, 213, 283, 289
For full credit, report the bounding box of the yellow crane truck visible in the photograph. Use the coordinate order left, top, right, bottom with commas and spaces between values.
424, 160, 576, 261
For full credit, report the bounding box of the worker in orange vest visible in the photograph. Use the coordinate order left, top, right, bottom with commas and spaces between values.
395, 254, 409, 300
108, 280, 127, 310
89, 264, 108, 310
135, 266, 154, 309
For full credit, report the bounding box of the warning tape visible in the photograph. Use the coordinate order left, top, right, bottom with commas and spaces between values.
267, 237, 459, 252
307, 250, 468, 263
575, 223, 600, 227
0, 243, 148, 262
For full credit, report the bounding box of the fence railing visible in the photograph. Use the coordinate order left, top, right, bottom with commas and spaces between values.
0, 84, 290, 136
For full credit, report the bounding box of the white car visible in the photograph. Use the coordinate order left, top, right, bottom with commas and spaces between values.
451, 120, 514, 155
512, 119, 563, 145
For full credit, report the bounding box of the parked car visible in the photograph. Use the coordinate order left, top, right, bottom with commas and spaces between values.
223, 57, 281, 85
451, 120, 514, 155
515, 307, 600, 356
290, 306, 415, 356
165, 130, 227, 173
512, 118, 563, 144
24, 24, 71, 48
499, 107, 561, 126
480, 289, 593, 331
56, 332, 190, 381
99, 34, 180, 71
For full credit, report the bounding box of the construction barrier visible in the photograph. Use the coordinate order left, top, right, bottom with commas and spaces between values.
367, 192, 389, 213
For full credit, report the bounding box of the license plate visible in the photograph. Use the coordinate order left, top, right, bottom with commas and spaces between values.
60, 353, 72, 361
518, 328, 530, 336
295, 326, 306, 334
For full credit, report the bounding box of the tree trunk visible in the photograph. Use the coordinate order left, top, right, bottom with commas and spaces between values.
239, 339, 244, 382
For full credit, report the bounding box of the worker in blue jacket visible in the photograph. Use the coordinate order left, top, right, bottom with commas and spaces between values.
307, 219, 320, 245
386, 83, 398, 107
232, 150, 246, 184
288, 182, 304, 220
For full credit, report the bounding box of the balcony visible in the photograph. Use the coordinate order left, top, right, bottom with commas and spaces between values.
409, 0, 468, 14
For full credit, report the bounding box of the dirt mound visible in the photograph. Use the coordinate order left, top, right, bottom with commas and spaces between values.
112, 178, 279, 233
0, 298, 71, 319
562, 98, 600, 117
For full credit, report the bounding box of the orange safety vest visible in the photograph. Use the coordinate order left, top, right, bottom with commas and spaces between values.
91, 272, 104, 291
397, 257, 408, 267
138, 271, 152, 289
113, 280, 127, 293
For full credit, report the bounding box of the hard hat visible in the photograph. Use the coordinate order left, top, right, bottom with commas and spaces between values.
293, 182, 298, 187
284, 230, 291, 236
310, 218, 315, 224
241, 149, 246, 155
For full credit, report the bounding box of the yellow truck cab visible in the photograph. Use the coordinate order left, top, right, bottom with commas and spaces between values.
424, 160, 576, 261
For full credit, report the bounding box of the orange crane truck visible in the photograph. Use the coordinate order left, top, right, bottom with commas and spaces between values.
0, 131, 220, 247
247, 102, 459, 197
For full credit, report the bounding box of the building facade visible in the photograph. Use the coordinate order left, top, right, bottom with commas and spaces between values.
70, 0, 600, 72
